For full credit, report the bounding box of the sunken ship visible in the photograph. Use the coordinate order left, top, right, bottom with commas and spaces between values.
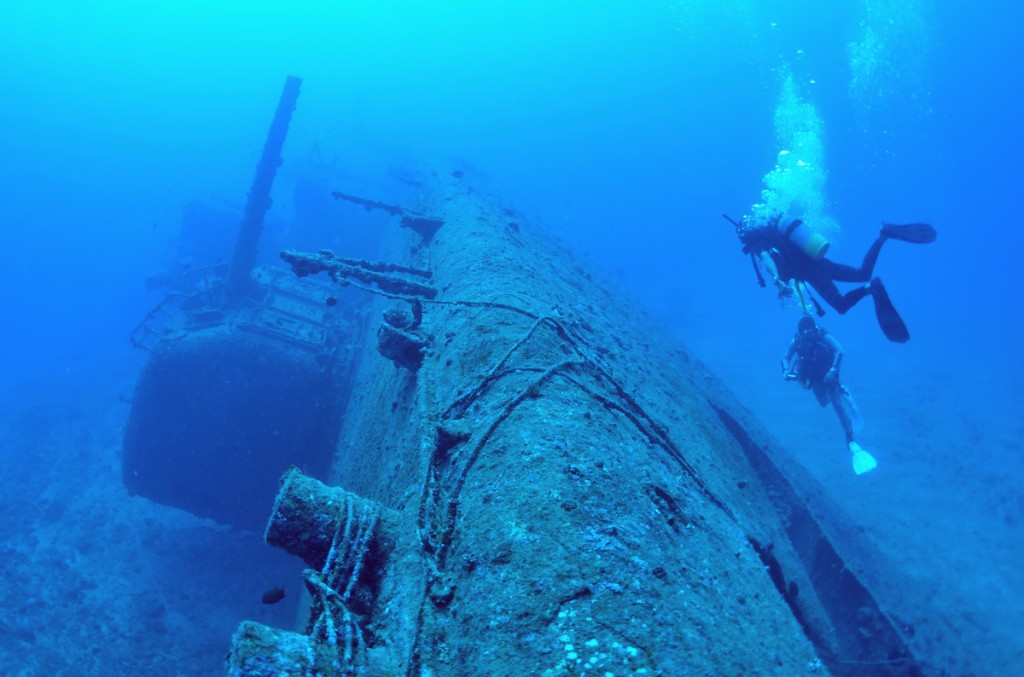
123, 77, 924, 676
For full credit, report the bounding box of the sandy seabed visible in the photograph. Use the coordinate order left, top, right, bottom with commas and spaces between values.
0, 366, 301, 677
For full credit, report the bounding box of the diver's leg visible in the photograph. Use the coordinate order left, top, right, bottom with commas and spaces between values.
839, 385, 864, 434
812, 383, 829, 407
828, 384, 855, 444
817, 235, 886, 283
856, 235, 886, 279
817, 274, 910, 340
806, 275, 872, 314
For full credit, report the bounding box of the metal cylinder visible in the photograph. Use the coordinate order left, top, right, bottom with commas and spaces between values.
265, 467, 380, 571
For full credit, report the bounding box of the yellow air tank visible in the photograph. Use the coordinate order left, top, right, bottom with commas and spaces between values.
780, 218, 830, 260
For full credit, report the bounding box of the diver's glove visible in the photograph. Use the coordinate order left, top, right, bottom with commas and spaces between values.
774, 279, 794, 298
824, 368, 838, 385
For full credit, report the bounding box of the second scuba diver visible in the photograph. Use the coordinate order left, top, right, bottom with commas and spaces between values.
783, 314, 877, 475
727, 212, 936, 343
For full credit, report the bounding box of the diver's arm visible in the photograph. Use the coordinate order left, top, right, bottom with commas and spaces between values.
759, 250, 793, 296
782, 339, 797, 376
758, 251, 781, 286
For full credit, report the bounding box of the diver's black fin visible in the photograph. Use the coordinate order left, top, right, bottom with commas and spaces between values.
881, 223, 936, 244
870, 278, 910, 342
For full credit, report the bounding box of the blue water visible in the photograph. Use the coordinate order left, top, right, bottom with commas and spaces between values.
1, 1, 1021, 673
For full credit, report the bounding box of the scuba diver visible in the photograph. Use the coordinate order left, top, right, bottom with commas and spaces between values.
783, 315, 877, 475
725, 212, 936, 342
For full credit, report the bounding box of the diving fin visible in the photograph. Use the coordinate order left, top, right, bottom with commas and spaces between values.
849, 442, 877, 475
882, 223, 936, 244
870, 278, 910, 343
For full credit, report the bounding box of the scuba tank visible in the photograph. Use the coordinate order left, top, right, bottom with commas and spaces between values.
778, 218, 829, 260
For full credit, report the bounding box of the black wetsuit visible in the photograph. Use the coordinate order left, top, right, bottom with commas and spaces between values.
738, 214, 932, 342
766, 220, 885, 314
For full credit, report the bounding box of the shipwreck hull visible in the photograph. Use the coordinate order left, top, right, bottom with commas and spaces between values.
229, 175, 923, 676
123, 266, 357, 532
